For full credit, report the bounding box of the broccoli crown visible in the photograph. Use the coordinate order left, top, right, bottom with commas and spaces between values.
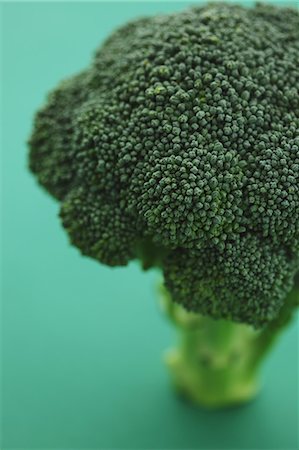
29, 3, 299, 327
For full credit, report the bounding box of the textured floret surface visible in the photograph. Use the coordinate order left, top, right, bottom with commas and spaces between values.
29, 3, 299, 327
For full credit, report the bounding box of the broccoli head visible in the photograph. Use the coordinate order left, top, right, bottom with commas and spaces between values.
29, 3, 299, 328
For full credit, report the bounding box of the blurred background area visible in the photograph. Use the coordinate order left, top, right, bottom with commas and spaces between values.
1, 2, 298, 449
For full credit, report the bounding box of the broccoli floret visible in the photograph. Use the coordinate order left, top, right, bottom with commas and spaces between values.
164, 236, 297, 327
29, 2, 299, 328
60, 186, 136, 266
29, 72, 91, 200
29, 3, 299, 407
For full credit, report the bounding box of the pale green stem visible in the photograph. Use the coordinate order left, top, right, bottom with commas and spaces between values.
160, 283, 298, 409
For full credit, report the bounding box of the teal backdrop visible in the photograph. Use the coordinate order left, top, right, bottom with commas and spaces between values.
1, 2, 298, 449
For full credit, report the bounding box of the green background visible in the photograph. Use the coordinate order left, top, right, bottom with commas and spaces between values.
1, 1, 298, 449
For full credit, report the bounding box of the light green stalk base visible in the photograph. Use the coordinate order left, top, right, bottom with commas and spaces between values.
160, 283, 299, 409
166, 350, 259, 408
165, 319, 259, 409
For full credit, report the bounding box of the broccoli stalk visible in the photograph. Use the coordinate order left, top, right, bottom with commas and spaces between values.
163, 288, 260, 408
29, 3, 299, 409
161, 278, 298, 408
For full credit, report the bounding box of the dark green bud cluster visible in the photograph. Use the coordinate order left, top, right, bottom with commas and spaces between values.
29, 3, 299, 327
60, 186, 136, 266
29, 72, 91, 200
164, 236, 298, 327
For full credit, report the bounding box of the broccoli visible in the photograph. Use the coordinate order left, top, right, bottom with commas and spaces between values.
29, 2, 299, 408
